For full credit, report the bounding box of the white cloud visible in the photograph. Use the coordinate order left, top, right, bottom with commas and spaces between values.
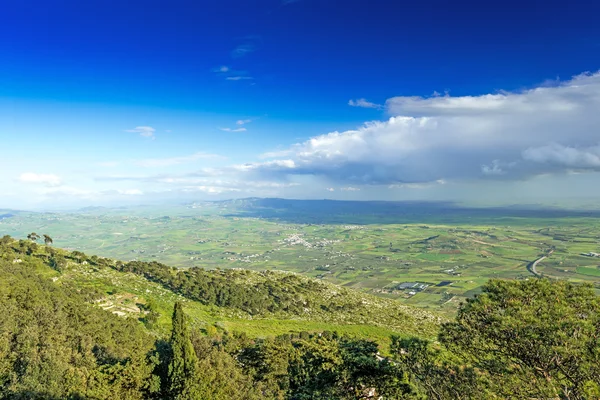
219, 127, 247, 132
348, 98, 382, 109
326, 187, 335, 192
231, 43, 256, 58
340, 187, 361, 191
126, 126, 156, 139
482, 160, 507, 176
218, 119, 253, 133
238, 71, 600, 185
95, 168, 223, 183
226, 76, 253, 81
522, 143, 600, 168
94, 171, 300, 193
260, 149, 293, 159
40, 186, 144, 200
181, 186, 241, 194
135, 152, 223, 168
233, 159, 296, 172
18, 173, 62, 187
158, 178, 299, 196
213, 66, 252, 81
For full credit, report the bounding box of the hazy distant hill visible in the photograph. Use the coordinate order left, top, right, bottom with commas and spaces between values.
207, 197, 600, 224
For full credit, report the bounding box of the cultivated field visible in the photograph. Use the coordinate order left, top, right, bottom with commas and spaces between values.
2, 200, 600, 314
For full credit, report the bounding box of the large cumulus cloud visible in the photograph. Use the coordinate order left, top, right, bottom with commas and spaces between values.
251, 71, 600, 184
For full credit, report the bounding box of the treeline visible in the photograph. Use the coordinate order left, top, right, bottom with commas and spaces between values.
2, 235, 322, 316
116, 260, 322, 316
1, 236, 600, 399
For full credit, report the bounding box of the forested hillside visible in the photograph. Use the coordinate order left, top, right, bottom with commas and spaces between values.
1, 235, 599, 399
0, 238, 155, 399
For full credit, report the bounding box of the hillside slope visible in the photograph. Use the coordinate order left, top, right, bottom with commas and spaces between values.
2, 236, 441, 343
0, 241, 156, 399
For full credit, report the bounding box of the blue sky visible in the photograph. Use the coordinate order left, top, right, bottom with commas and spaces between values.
2, 0, 600, 209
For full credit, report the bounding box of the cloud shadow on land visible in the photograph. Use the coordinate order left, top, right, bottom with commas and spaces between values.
215, 198, 600, 225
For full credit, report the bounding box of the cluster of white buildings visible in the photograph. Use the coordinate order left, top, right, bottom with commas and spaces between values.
280, 234, 340, 249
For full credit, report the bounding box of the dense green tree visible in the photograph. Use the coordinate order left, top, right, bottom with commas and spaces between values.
0, 252, 155, 399
239, 336, 292, 398
0, 235, 12, 246
338, 339, 414, 399
71, 251, 86, 263
48, 253, 66, 272
25, 241, 38, 255
168, 302, 200, 399
240, 332, 414, 399
26, 232, 40, 242
440, 279, 600, 399
146, 339, 172, 399
141, 298, 160, 329
43, 234, 53, 246
191, 333, 266, 400
390, 336, 486, 400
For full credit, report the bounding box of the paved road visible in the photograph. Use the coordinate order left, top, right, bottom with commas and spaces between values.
527, 249, 554, 277
527, 256, 546, 277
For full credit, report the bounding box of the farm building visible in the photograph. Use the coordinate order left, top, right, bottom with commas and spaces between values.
397, 282, 429, 291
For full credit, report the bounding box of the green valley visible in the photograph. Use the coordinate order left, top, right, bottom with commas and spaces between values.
2, 199, 600, 315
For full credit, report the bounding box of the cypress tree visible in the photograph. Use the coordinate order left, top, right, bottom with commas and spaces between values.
168, 302, 199, 399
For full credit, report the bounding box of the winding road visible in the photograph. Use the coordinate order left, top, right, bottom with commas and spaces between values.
527, 256, 546, 277
526, 250, 553, 277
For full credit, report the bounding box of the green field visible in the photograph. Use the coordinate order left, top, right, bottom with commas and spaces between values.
576, 266, 600, 276
2, 200, 600, 314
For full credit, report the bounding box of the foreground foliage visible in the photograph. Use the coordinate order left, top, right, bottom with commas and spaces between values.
1, 236, 599, 399
0, 239, 155, 399
441, 279, 600, 399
